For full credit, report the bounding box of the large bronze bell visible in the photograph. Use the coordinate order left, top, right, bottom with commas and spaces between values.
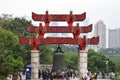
52, 44, 65, 73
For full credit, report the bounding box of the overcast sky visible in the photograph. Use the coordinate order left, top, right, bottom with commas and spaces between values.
0, 0, 120, 29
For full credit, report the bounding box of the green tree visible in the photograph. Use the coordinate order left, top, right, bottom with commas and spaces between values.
0, 27, 24, 78
88, 49, 115, 73
64, 53, 77, 69
111, 57, 120, 72
0, 14, 13, 29
39, 45, 53, 64
0, 14, 35, 65
0, 14, 32, 37
0, 14, 55, 65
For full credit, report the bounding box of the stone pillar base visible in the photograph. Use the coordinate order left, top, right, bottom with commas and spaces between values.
31, 50, 39, 80
78, 50, 88, 78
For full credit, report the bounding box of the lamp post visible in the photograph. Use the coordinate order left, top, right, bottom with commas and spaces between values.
106, 60, 109, 78
106, 60, 108, 73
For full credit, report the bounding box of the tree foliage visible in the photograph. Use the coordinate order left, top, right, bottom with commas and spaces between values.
0, 27, 24, 77
99, 48, 120, 72
0, 14, 32, 37
0, 14, 33, 65
111, 57, 120, 72
64, 53, 77, 69
39, 45, 53, 64
88, 49, 115, 73
64, 49, 116, 73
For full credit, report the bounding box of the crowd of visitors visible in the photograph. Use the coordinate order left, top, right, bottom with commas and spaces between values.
39, 68, 78, 80
39, 69, 115, 80
82, 72, 97, 80
6, 69, 115, 80
6, 74, 22, 80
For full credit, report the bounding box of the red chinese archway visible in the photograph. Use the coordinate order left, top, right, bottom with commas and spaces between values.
20, 11, 99, 50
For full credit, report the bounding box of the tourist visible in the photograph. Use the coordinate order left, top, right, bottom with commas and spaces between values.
6, 75, 10, 80
94, 73, 97, 80
9, 75, 13, 80
83, 73, 90, 80
109, 72, 115, 80
61, 71, 66, 80
101, 70, 105, 79
39, 69, 41, 79
67, 69, 72, 80
42, 70, 49, 80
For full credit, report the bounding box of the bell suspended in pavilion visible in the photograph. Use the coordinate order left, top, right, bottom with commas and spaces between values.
52, 44, 65, 73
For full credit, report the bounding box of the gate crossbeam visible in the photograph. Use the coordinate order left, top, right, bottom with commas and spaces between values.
26, 24, 92, 33
20, 36, 99, 50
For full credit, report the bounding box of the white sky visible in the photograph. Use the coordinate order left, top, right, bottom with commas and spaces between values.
0, 0, 120, 29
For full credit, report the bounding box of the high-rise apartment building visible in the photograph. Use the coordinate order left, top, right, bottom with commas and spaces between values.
94, 20, 106, 49
108, 28, 120, 48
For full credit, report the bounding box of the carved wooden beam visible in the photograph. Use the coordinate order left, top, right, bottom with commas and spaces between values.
19, 36, 99, 50
26, 24, 92, 33
32, 11, 86, 21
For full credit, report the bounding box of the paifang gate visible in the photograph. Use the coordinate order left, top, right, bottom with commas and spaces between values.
19, 11, 99, 80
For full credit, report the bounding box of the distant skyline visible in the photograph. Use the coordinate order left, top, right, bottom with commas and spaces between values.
108, 28, 120, 48
0, 0, 120, 29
